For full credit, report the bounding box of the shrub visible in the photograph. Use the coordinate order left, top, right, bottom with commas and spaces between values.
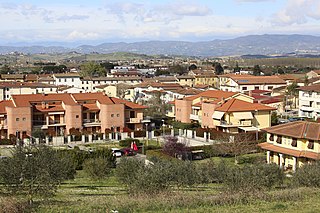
134, 130, 146, 138
0, 138, 14, 145
83, 158, 111, 180
119, 138, 141, 147
293, 162, 320, 187
162, 136, 188, 157
195, 128, 205, 137
224, 163, 284, 193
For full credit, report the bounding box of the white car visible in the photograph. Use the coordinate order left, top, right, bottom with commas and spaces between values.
111, 148, 123, 157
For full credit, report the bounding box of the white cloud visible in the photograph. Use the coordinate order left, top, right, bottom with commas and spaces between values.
66, 31, 100, 40
272, 0, 320, 26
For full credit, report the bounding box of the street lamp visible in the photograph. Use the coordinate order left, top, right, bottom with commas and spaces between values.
145, 123, 148, 146
161, 119, 165, 137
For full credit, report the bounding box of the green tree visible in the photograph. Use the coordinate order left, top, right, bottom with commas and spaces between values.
286, 82, 299, 109
253, 65, 262, 76
168, 65, 187, 75
271, 111, 279, 126
188, 64, 197, 71
0, 64, 11, 74
83, 158, 112, 180
80, 62, 106, 77
0, 145, 76, 204
144, 91, 170, 119
214, 62, 224, 75
233, 61, 241, 73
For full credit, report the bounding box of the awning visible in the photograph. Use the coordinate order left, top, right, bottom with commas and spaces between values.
233, 112, 253, 120
212, 111, 225, 119
238, 126, 260, 132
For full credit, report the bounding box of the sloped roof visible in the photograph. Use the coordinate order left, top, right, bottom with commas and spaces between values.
12, 93, 77, 107
262, 121, 320, 141
72, 93, 114, 104
184, 90, 237, 101
0, 100, 14, 114
226, 75, 286, 85
215, 98, 275, 112
259, 142, 320, 160
299, 84, 320, 93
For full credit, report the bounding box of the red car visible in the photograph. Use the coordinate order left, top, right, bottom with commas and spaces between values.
120, 148, 137, 156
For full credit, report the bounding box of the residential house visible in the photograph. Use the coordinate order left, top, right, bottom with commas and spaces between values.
0, 93, 147, 140
209, 98, 275, 133
259, 121, 320, 171
0, 82, 58, 100
176, 75, 195, 87
174, 90, 253, 124
306, 70, 320, 79
219, 74, 286, 92
298, 84, 320, 119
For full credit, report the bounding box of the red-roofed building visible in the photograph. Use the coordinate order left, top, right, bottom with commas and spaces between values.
0, 93, 147, 141
259, 121, 320, 171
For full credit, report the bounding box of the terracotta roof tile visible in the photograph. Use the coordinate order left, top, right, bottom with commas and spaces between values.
184, 90, 237, 101
299, 84, 320, 93
258, 142, 320, 160
110, 97, 147, 109
12, 93, 77, 107
72, 93, 114, 104
224, 75, 286, 85
0, 100, 14, 114
262, 121, 320, 141
215, 98, 275, 112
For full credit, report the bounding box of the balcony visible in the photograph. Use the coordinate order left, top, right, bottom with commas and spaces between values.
83, 119, 101, 127
190, 114, 200, 121
126, 118, 142, 123
217, 120, 252, 127
300, 105, 314, 112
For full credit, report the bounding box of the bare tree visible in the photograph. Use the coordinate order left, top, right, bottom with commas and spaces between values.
215, 132, 258, 164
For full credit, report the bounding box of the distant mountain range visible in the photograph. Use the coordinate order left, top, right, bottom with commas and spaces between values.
1, 34, 320, 57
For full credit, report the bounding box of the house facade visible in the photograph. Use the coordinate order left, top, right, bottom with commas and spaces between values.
259, 121, 320, 171
219, 74, 286, 93
0, 93, 146, 140
298, 84, 320, 119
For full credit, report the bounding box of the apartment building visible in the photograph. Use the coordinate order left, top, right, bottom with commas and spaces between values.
219, 74, 286, 92
176, 75, 195, 87
0, 93, 146, 140
259, 121, 320, 171
174, 90, 253, 124
0, 82, 58, 100
298, 84, 320, 119
208, 98, 274, 133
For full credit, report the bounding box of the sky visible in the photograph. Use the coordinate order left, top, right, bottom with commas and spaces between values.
1, 0, 320, 46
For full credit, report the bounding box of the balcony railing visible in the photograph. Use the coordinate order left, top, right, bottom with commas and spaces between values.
218, 120, 252, 127
189, 114, 200, 121
83, 119, 101, 124
126, 118, 142, 123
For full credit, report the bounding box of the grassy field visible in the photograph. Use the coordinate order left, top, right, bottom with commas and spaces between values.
31, 168, 320, 213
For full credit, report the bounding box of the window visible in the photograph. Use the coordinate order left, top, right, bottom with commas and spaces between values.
276, 135, 282, 144
117, 114, 120, 117
22, 117, 26, 121
268, 86, 273, 90
76, 115, 79, 118
269, 134, 274, 141
291, 138, 297, 147
255, 86, 259, 90
16, 118, 19, 121
111, 114, 114, 117
72, 78, 74, 82
308, 140, 314, 149
59, 79, 61, 82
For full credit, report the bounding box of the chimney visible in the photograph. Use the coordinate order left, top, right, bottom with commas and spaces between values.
249, 90, 252, 97
41, 101, 46, 109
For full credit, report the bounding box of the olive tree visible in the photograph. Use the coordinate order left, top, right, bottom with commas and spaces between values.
0, 145, 76, 204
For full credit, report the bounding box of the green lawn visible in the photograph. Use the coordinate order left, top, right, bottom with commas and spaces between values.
29, 168, 320, 213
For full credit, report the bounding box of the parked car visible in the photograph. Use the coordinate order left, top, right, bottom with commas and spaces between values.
111, 148, 123, 157
120, 148, 137, 156
288, 117, 305, 122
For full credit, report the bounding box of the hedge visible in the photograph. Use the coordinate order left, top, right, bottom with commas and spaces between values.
119, 138, 141, 147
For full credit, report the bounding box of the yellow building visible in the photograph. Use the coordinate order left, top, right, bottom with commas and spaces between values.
176, 75, 195, 87
194, 74, 218, 88
259, 121, 320, 171
210, 98, 275, 133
